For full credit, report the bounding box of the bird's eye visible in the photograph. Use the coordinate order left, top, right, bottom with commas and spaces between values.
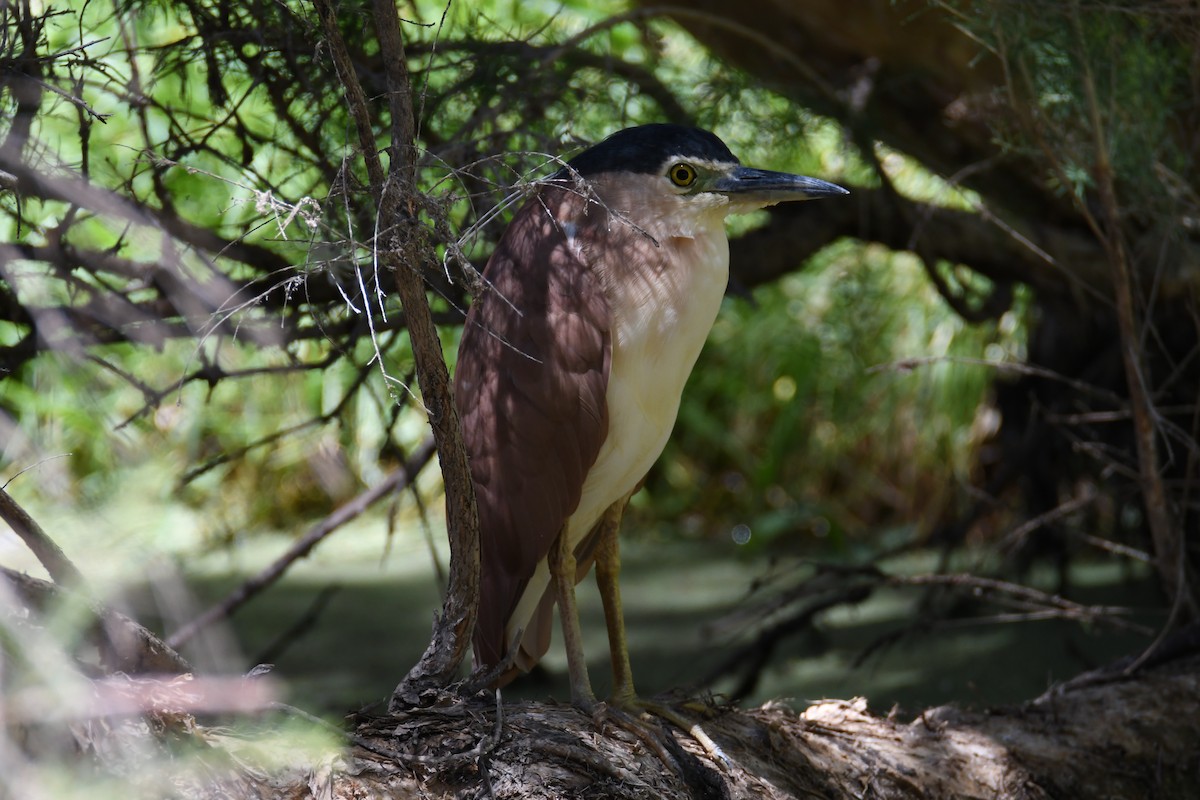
668, 163, 697, 187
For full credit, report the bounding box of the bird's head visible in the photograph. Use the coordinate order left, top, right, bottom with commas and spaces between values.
554, 123, 848, 236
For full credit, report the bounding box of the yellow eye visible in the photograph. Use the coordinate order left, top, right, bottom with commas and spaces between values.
668, 162, 697, 187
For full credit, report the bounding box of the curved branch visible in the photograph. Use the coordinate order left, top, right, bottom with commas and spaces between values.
728, 186, 1130, 304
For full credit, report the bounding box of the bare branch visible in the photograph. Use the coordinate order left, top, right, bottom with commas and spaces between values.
2, 566, 192, 674
0, 487, 85, 587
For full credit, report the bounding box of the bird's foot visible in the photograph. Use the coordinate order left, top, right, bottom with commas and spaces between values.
587, 693, 732, 771
633, 697, 733, 770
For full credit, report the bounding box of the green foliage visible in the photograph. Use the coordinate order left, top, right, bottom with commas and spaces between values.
648, 242, 1024, 549
962, 2, 1197, 215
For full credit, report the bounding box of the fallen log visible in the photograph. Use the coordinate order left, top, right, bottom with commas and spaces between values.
236, 650, 1200, 799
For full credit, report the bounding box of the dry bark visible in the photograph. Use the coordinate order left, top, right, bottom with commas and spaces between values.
180, 651, 1200, 800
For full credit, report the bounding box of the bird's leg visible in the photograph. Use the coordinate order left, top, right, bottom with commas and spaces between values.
594, 499, 733, 768
548, 525, 597, 710
592, 498, 637, 708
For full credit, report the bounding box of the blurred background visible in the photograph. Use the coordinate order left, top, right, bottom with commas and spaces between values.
2, 0, 1195, 742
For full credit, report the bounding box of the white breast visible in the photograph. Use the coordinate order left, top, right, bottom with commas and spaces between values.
569, 227, 728, 543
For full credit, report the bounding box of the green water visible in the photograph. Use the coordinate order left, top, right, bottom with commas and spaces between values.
167, 529, 1160, 718
2, 490, 1155, 718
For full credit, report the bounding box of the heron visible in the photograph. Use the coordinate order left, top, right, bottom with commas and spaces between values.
455, 124, 847, 711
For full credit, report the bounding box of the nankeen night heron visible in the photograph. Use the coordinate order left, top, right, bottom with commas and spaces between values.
455, 124, 847, 710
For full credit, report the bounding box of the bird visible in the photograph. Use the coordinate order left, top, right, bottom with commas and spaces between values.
454, 124, 848, 711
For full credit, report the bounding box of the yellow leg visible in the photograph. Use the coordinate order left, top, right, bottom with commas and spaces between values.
594, 499, 637, 708
592, 499, 732, 768
549, 526, 596, 710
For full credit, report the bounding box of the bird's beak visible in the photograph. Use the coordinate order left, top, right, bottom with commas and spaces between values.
712, 166, 849, 204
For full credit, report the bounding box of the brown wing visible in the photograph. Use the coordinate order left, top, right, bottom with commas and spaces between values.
454, 186, 611, 669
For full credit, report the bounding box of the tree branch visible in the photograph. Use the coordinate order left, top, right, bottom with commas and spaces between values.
1, 568, 191, 675
1069, 0, 1191, 615
0, 487, 85, 587
311, 0, 480, 707
373, 0, 480, 709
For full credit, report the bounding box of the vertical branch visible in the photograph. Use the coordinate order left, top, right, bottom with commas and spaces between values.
373, 0, 480, 708
312, 0, 480, 707
373, 0, 417, 181
1068, 1, 1190, 614
0, 1, 45, 164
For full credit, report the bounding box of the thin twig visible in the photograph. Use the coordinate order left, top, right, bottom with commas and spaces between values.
870, 355, 1124, 405
1000, 490, 1096, 551
894, 572, 1147, 632
0, 487, 85, 587
252, 583, 342, 665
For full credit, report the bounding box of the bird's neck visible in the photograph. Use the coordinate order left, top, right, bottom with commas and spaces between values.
565, 173, 731, 302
